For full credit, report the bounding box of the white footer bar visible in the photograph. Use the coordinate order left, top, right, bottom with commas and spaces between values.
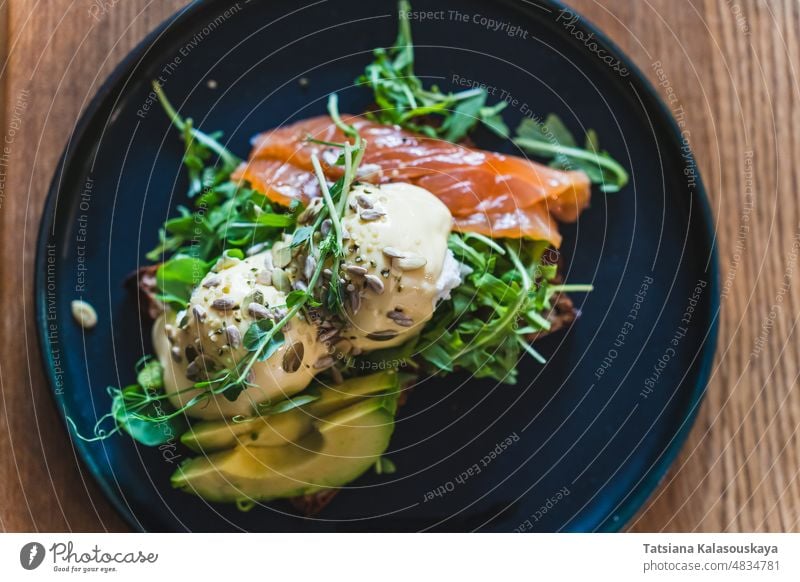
1, 533, 798, 580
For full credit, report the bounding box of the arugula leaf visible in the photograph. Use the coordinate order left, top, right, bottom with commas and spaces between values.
155, 255, 211, 307
478, 101, 510, 138
415, 234, 592, 383
514, 114, 629, 193
110, 385, 188, 446
356, 0, 500, 140
361, 3, 628, 193
442, 92, 487, 142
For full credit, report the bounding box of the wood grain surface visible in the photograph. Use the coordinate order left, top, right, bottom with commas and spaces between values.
0, 0, 798, 532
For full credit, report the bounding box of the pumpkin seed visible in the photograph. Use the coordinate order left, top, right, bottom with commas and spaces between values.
71, 300, 97, 329
256, 269, 272, 286
271, 242, 292, 268
244, 289, 265, 307
393, 254, 427, 271
271, 268, 291, 292
382, 246, 405, 259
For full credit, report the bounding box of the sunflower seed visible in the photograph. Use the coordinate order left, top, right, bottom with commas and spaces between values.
393, 254, 427, 271
211, 297, 237, 311
318, 327, 339, 343
345, 264, 368, 275
356, 193, 374, 209
341, 227, 350, 240
348, 289, 361, 313
359, 208, 385, 221
70, 300, 97, 329
225, 325, 241, 349
192, 304, 208, 323
297, 198, 323, 224
246, 242, 266, 256
202, 276, 222, 288
387, 310, 414, 327
293, 279, 308, 292
320, 218, 332, 237
366, 329, 399, 341
382, 246, 406, 259
304, 255, 317, 280
271, 243, 292, 268
248, 302, 270, 320
313, 356, 335, 370
170, 346, 182, 363
364, 274, 385, 294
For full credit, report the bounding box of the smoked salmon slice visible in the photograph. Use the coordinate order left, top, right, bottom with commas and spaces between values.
232, 115, 590, 246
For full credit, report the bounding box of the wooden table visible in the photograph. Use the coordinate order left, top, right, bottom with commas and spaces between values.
1, 0, 798, 532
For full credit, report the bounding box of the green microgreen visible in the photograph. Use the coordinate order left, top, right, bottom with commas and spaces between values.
513, 114, 629, 193
360, 1, 628, 192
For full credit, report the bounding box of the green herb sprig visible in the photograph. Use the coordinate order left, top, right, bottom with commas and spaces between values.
356, 0, 506, 141
147, 85, 298, 308
513, 115, 629, 193
414, 233, 592, 383
361, 1, 628, 193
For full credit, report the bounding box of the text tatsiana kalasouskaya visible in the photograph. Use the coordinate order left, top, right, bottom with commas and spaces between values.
643, 543, 778, 557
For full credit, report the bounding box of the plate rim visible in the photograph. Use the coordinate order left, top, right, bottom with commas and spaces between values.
34, 0, 720, 533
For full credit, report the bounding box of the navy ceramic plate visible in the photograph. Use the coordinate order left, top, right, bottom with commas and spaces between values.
36, 0, 718, 532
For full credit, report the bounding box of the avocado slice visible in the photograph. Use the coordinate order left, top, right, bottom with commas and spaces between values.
171, 395, 397, 503
180, 371, 399, 453
306, 371, 399, 417
180, 409, 313, 453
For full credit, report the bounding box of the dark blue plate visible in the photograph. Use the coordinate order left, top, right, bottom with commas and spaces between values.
35, 0, 718, 532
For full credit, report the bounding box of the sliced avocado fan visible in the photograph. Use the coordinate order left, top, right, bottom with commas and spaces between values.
180, 371, 399, 453
171, 373, 400, 504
